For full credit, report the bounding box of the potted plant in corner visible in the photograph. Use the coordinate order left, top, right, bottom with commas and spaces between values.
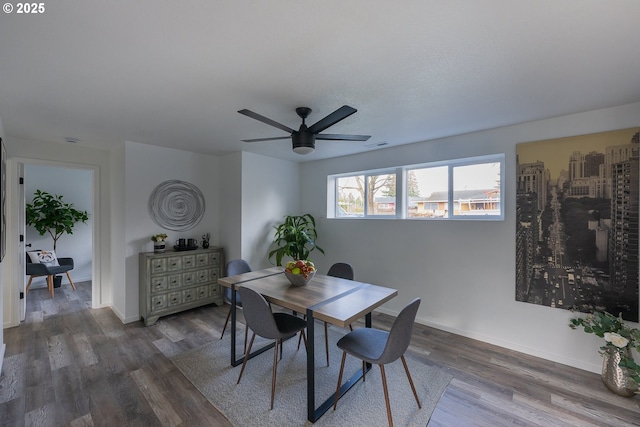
26, 189, 89, 287
269, 213, 324, 285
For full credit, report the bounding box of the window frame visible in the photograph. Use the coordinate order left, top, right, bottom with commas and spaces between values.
328, 153, 504, 221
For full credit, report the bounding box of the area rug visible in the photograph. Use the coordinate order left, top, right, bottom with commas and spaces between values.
171, 326, 452, 426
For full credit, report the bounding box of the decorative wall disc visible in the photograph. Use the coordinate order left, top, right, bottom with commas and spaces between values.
148, 180, 205, 231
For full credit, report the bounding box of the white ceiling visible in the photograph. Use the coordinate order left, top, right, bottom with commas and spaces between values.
1, 1, 639, 162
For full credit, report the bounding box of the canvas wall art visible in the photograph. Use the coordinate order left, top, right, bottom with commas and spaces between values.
515, 128, 639, 322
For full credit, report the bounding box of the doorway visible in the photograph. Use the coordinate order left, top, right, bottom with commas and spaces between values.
22, 164, 93, 315
3, 157, 100, 325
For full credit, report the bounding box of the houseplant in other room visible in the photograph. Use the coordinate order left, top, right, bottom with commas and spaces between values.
569, 310, 640, 396
26, 189, 89, 288
26, 190, 89, 251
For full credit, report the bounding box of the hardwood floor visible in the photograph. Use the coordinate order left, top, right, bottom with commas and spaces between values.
1, 281, 638, 426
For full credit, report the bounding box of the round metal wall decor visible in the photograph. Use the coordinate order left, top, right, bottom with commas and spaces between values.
148, 180, 205, 231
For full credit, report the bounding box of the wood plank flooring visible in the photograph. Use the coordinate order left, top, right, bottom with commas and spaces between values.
1, 281, 639, 426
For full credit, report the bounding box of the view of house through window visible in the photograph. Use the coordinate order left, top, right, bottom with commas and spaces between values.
333, 154, 503, 220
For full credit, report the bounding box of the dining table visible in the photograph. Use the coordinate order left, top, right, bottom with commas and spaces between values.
218, 267, 398, 423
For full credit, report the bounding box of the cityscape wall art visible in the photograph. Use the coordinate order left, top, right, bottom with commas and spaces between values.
515, 127, 640, 322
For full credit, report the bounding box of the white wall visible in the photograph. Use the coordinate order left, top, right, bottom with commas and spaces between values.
218, 152, 242, 268
301, 102, 640, 374
240, 152, 300, 270
24, 165, 93, 287
122, 141, 221, 322
0, 116, 6, 371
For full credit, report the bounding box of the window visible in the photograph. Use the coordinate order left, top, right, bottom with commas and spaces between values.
336, 172, 396, 217
329, 154, 503, 220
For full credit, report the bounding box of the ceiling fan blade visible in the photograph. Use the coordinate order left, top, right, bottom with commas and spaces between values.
307, 105, 357, 134
242, 136, 291, 143
238, 109, 295, 134
315, 134, 371, 141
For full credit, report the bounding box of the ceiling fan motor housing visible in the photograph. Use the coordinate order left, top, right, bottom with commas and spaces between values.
292, 131, 315, 154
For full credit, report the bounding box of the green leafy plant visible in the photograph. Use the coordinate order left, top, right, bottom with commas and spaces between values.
569, 310, 640, 386
269, 213, 324, 266
26, 190, 89, 251
151, 233, 168, 242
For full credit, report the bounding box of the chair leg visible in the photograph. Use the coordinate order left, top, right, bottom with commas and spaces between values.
26, 276, 34, 295
379, 364, 393, 427
236, 332, 256, 385
66, 272, 76, 290
47, 275, 54, 298
333, 351, 348, 411
221, 306, 249, 354
401, 355, 421, 409
271, 338, 279, 410
220, 306, 232, 339
324, 321, 330, 366
243, 323, 249, 355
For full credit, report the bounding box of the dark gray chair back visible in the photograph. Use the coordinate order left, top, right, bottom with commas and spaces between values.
237, 286, 282, 339
327, 262, 354, 280
225, 259, 252, 302
376, 298, 421, 365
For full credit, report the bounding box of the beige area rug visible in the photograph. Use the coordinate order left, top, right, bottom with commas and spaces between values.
171, 325, 452, 426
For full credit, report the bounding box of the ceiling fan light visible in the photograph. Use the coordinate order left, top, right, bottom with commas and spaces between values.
293, 146, 315, 155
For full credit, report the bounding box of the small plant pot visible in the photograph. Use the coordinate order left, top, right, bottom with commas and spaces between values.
53, 275, 62, 288
153, 242, 166, 254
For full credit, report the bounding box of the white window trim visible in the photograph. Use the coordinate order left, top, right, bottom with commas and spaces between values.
328, 153, 504, 221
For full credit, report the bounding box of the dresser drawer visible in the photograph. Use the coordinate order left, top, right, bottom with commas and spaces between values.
182, 271, 197, 287
167, 291, 182, 307
209, 252, 221, 266
209, 283, 221, 297
150, 294, 168, 312
151, 258, 167, 274
167, 256, 182, 271
150, 276, 168, 293
168, 274, 182, 289
196, 285, 209, 300
182, 288, 196, 303
195, 253, 210, 267
182, 254, 196, 269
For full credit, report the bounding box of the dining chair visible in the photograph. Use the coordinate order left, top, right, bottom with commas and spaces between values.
333, 298, 422, 427
236, 286, 308, 410
298, 262, 356, 365
220, 259, 252, 354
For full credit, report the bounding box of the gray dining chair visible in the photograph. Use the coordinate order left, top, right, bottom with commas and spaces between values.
297, 262, 356, 366
220, 259, 252, 353
236, 286, 307, 410
333, 298, 422, 427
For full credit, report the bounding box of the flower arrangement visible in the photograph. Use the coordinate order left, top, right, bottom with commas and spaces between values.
151, 233, 168, 242
569, 310, 640, 385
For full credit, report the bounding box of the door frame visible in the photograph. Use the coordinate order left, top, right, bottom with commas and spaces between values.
4, 157, 101, 327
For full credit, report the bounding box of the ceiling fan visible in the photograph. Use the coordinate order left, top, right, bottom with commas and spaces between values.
238, 105, 371, 155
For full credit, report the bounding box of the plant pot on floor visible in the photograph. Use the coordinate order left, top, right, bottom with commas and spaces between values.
53, 275, 62, 288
